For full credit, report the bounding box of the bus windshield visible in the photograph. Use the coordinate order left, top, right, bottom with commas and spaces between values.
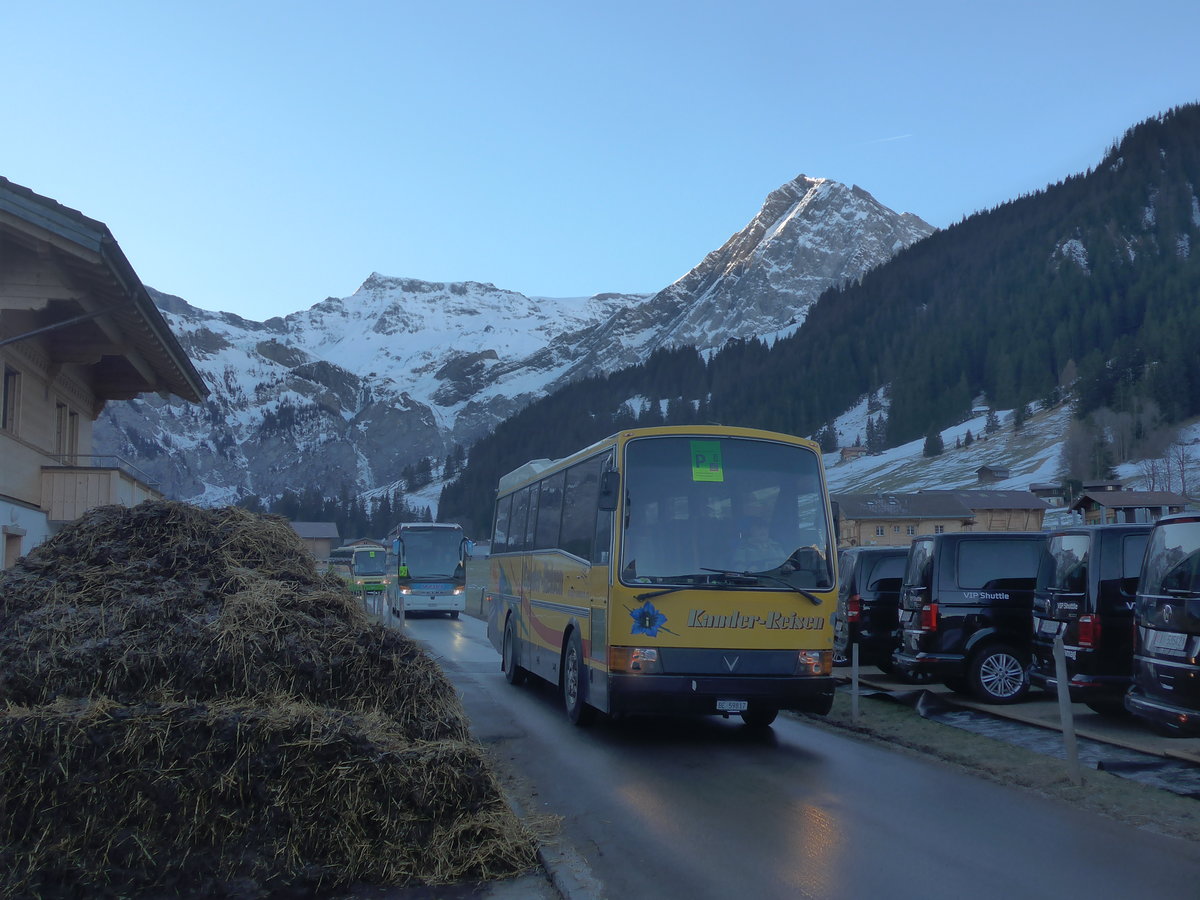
352, 550, 388, 576
399, 526, 465, 579
618, 435, 832, 589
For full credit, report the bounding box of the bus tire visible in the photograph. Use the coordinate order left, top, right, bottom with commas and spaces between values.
563, 631, 596, 726
740, 707, 778, 728
502, 617, 526, 686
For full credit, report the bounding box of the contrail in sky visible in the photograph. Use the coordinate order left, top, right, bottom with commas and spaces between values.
859, 134, 913, 145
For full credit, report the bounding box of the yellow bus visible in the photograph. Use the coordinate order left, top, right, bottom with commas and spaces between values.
485, 425, 838, 727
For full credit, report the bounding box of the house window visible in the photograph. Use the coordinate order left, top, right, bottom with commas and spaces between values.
906, 525, 916, 535
55, 402, 81, 462
1, 366, 20, 434
934, 525, 945, 534
893, 525, 901, 534
875, 526, 885, 537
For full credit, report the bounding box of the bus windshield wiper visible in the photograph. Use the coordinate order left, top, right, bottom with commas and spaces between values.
701, 567, 824, 606
632, 571, 757, 601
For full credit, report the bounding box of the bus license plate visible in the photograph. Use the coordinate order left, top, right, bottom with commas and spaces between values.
1038, 618, 1060, 635
716, 699, 748, 712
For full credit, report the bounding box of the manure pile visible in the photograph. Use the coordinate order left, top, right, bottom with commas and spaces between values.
0, 501, 538, 898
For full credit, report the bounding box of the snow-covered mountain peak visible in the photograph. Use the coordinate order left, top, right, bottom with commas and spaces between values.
96, 173, 935, 508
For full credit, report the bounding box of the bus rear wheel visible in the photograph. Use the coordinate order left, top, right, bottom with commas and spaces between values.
563, 631, 596, 726
740, 707, 778, 728
502, 617, 526, 686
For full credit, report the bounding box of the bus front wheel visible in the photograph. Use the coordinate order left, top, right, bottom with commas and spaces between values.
563, 631, 596, 726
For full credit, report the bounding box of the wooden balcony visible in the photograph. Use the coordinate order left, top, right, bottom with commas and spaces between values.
41, 455, 162, 522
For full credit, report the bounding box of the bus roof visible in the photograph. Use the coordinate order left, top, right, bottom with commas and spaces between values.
495, 425, 822, 496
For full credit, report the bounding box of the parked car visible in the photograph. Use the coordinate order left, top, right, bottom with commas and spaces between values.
892, 531, 1046, 703
1126, 512, 1200, 736
834, 546, 908, 670
1029, 524, 1150, 716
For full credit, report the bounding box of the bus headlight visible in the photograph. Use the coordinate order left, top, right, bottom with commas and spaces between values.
452, 586, 464, 595
795, 650, 832, 676
610, 647, 662, 674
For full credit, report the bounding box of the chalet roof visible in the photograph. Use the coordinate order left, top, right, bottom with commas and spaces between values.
922, 489, 1051, 511
0, 176, 207, 404
833, 492, 975, 520
835, 489, 1051, 520
1070, 490, 1189, 512
289, 521, 341, 540
976, 465, 1011, 477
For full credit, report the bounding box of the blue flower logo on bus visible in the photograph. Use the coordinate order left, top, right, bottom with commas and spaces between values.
628, 601, 675, 637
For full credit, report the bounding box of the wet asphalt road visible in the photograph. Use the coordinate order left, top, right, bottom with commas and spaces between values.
403, 612, 1200, 900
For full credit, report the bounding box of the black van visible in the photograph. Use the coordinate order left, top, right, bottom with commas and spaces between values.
892, 531, 1046, 703
1126, 512, 1200, 736
834, 546, 908, 670
1029, 524, 1150, 716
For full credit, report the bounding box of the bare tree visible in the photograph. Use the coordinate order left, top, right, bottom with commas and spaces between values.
1138, 456, 1167, 492
1171, 439, 1194, 497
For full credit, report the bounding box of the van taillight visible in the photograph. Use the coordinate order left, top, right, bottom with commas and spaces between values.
847, 594, 862, 623
919, 603, 938, 631
1077, 614, 1100, 648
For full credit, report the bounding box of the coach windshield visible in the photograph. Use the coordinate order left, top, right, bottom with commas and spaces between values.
618, 435, 831, 590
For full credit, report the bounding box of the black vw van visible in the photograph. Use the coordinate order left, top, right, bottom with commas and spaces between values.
892, 531, 1046, 703
1126, 512, 1200, 736
1029, 524, 1150, 716
834, 546, 908, 670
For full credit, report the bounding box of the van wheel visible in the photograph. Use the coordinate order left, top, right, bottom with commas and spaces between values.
968, 644, 1029, 704
563, 631, 596, 726
502, 617, 526, 686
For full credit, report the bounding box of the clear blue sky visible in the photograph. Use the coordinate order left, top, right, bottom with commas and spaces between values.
4, 1, 1198, 321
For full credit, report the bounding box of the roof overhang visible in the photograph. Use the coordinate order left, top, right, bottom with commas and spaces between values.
0, 176, 207, 404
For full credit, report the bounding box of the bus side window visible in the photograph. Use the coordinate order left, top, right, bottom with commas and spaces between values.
510, 488, 531, 553
535, 470, 566, 551
493, 495, 512, 553
562, 455, 603, 561
524, 484, 541, 550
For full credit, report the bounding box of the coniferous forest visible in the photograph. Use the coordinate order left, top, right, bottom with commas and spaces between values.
440, 105, 1200, 536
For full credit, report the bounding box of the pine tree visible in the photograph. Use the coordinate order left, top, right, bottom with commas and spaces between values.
923, 428, 944, 457
985, 408, 1001, 435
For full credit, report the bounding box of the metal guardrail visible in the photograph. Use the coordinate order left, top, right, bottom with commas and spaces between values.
46, 454, 159, 488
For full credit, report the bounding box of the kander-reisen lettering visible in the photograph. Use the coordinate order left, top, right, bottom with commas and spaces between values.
688, 609, 824, 630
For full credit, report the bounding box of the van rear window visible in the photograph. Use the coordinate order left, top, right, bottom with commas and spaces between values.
1143, 520, 1200, 596
865, 554, 906, 590
955, 540, 1042, 590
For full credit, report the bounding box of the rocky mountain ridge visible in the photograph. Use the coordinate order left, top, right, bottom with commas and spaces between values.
95, 176, 934, 505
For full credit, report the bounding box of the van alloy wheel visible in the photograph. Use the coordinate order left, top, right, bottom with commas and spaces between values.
969, 644, 1029, 704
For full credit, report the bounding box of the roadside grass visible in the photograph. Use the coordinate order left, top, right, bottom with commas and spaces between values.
797, 690, 1200, 841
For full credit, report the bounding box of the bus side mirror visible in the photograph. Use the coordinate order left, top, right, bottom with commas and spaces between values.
598, 471, 620, 511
